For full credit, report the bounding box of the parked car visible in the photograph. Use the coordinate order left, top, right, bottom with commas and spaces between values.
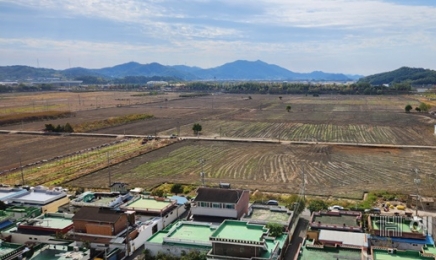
266, 200, 279, 206
328, 205, 344, 211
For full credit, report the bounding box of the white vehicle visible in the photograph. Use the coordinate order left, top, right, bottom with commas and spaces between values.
328, 205, 344, 211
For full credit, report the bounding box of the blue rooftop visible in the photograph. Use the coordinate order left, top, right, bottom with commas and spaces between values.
169, 196, 188, 205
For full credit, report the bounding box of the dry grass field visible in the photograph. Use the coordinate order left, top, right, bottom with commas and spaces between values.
1, 92, 435, 198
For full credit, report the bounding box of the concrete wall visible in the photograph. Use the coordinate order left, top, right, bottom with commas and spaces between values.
162, 206, 186, 228
8, 233, 56, 244
212, 243, 262, 258
144, 242, 209, 257
127, 220, 161, 256
235, 190, 250, 219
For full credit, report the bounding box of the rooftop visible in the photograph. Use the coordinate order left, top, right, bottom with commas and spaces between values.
72, 207, 122, 223
194, 187, 247, 203
71, 192, 130, 208
298, 239, 363, 260
11, 190, 66, 205
148, 221, 216, 247
372, 248, 432, 260
370, 216, 425, 234
210, 220, 267, 243
311, 211, 362, 231
31, 244, 90, 260
0, 187, 27, 201
242, 205, 291, 225
121, 196, 175, 214
0, 242, 24, 258
319, 230, 368, 248
21, 214, 73, 229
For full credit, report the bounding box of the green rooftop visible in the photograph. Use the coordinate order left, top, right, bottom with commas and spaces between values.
211, 220, 267, 242
147, 231, 168, 244
371, 217, 417, 233
167, 223, 216, 242
147, 222, 216, 247
373, 249, 434, 259
298, 240, 362, 260
0, 242, 24, 258
29, 216, 73, 229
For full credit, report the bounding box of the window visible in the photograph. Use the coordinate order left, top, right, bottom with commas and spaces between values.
225, 204, 235, 209
213, 203, 221, 208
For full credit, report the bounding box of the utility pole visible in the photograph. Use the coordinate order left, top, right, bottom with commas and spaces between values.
302, 166, 305, 201
199, 158, 205, 186
107, 152, 111, 187
19, 150, 25, 186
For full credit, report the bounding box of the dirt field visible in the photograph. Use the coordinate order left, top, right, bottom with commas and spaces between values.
2, 92, 436, 197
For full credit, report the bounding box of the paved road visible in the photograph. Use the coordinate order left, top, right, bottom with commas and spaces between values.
284, 209, 311, 260
1, 130, 436, 150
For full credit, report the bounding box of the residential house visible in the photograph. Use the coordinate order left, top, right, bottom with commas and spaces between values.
192, 187, 250, 221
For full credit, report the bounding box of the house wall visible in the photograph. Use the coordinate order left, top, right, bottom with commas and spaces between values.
162, 206, 186, 228
128, 222, 160, 256
86, 223, 113, 236
113, 215, 129, 235
8, 233, 56, 244
191, 207, 237, 218
73, 220, 88, 233
235, 190, 250, 219
212, 243, 262, 258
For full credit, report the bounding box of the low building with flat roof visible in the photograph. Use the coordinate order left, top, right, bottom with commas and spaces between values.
241, 205, 293, 228
10, 188, 69, 213
372, 247, 436, 259
30, 242, 90, 260
145, 221, 217, 257
368, 215, 427, 240
71, 191, 132, 209
310, 210, 362, 232
0, 242, 26, 260
208, 220, 286, 260
0, 187, 28, 202
0, 206, 41, 231
120, 195, 184, 227
2, 213, 74, 244
370, 234, 435, 253
296, 239, 364, 260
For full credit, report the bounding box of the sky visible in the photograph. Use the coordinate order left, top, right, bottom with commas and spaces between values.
1, 0, 436, 75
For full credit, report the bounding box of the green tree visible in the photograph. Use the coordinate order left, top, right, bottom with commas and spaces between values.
286, 105, 291, 112
151, 189, 164, 197
64, 123, 74, 132
181, 250, 206, 260
308, 199, 328, 213
192, 123, 202, 135
170, 183, 183, 194
405, 104, 412, 113
266, 222, 283, 237
44, 124, 55, 132
419, 102, 431, 112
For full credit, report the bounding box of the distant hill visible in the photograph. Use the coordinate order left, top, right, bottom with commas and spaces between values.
358, 67, 436, 85
0, 60, 361, 82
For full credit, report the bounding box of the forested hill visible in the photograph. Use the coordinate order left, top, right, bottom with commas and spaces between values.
358, 67, 436, 85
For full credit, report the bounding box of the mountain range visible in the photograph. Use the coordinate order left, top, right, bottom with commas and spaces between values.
0, 60, 363, 82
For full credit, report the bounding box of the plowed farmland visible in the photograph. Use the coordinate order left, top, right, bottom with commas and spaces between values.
67, 140, 436, 198
2, 92, 436, 197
